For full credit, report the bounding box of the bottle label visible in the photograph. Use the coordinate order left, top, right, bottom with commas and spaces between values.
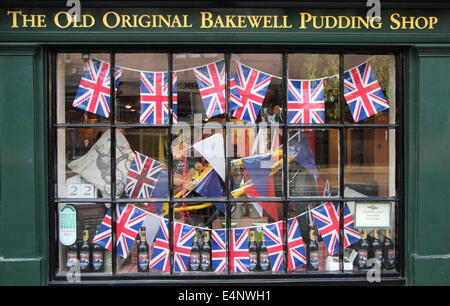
249, 252, 258, 270
201, 253, 211, 271
310, 251, 319, 269
259, 253, 270, 271
190, 253, 200, 271
79, 251, 90, 270
92, 252, 104, 271
388, 249, 395, 265
66, 251, 78, 269
358, 250, 368, 268
138, 253, 149, 271
374, 249, 383, 266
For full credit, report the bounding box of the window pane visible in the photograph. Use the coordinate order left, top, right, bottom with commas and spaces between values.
345, 128, 395, 197
171, 128, 225, 199
288, 54, 339, 124
173, 202, 227, 273
173, 53, 225, 124
288, 129, 339, 197
117, 128, 168, 200
56, 53, 111, 124
345, 201, 397, 272
116, 203, 169, 275
230, 202, 284, 274
229, 127, 283, 198
230, 54, 283, 124
57, 128, 109, 199
288, 202, 342, 273
115, 53, 169, 124
343, 55, 396, 124
57, 203, 113, 276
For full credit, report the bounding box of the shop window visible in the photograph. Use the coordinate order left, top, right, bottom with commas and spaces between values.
51, 51, 401, 280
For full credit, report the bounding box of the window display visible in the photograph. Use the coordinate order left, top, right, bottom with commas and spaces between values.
53, 51, 399, 279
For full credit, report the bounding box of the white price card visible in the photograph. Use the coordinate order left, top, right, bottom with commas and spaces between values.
59, 205, 77, 246
67, 183, 96, 198
355, 202, 392, 229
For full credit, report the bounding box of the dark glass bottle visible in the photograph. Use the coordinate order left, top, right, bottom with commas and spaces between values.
383, 229, 395, 270
258, 238, 270, 272
200, 230, 212, 272
189, 230, 201, 271
79, 225, 91, 272
307, 228, 319, 271
91, 225, 105, 272
248, 229, 259, 271
372, 229, 383, 268
137, 226, 150, 272
355, 229, 369, 270
66, 242, 79, 271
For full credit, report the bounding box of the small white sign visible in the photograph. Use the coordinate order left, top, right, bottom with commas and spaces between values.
59, 205, 77, 246
67, 183, 96, 198
355, 202, 391, 228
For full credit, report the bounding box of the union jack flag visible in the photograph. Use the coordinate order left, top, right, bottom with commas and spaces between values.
149, 218, 170, 272
230, 228, 250, 272
287, 217, 307, 271
288, 79, 325, 124
116, 204, 147, 258
343, 203, 361, 247
72, 58, 123, 118
194, 60, 226, 118
262, 221, 285, 272
140, 71, 178, 124
173, 222, 197, 272
125, 151, 163, 199
92, 207, 112, 251
231, 63, 272, 123
211, 229, 227, 272
344, 62, 389, 122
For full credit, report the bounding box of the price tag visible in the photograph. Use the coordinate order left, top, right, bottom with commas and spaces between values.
67, 183, 96, 198
59, 205, 77, 246
355, 202, 391, 228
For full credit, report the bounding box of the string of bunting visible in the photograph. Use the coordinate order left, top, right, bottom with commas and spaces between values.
72, 54, 390, 124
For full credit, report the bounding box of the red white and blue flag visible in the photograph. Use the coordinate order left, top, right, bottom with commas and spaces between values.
173, 222, 197, 272
149, 218, 170, 272
116, 204, 147, 258
343, 203, 362, 247
125, 151, 163, 199
92, 207, 112, 251
194, 60, 227, 118
262, 221, 285, 272
140, 71, 178, 124
230, 228, 250, 272
231, 63, 272, 123
72, 58, 123, 118
288, 79, 325, 124
344, 62, 389, 122
287, 217, 307, 270
211, 229, 227, 272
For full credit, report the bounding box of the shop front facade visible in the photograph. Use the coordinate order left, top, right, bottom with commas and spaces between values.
0, 1, 449, 286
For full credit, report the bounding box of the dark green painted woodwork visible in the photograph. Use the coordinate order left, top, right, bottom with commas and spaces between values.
0, 48, 47, 286
0, 3, 448, 286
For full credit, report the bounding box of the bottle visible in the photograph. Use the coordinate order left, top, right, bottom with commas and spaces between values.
248, 229, 259, 271
372, 229, 383, 268
356, 229, 369, 270
307, 228, 319, 271
79, 225, 91, 272
200, 230, 212, 272
258, 238, 270, 272
91, 225, 105, 272
137, 226, 150, 272
66, 242, 79, 271
383, 229, 395, 270
189, 230, 201, 271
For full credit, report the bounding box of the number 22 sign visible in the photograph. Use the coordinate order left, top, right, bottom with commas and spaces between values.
67, 183, 97, 198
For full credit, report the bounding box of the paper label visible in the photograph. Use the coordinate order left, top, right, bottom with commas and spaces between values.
59, 205, 77, 246
355, 202, 391, 228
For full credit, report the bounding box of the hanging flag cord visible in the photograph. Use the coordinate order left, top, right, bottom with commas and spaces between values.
89, 56, 372, 82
